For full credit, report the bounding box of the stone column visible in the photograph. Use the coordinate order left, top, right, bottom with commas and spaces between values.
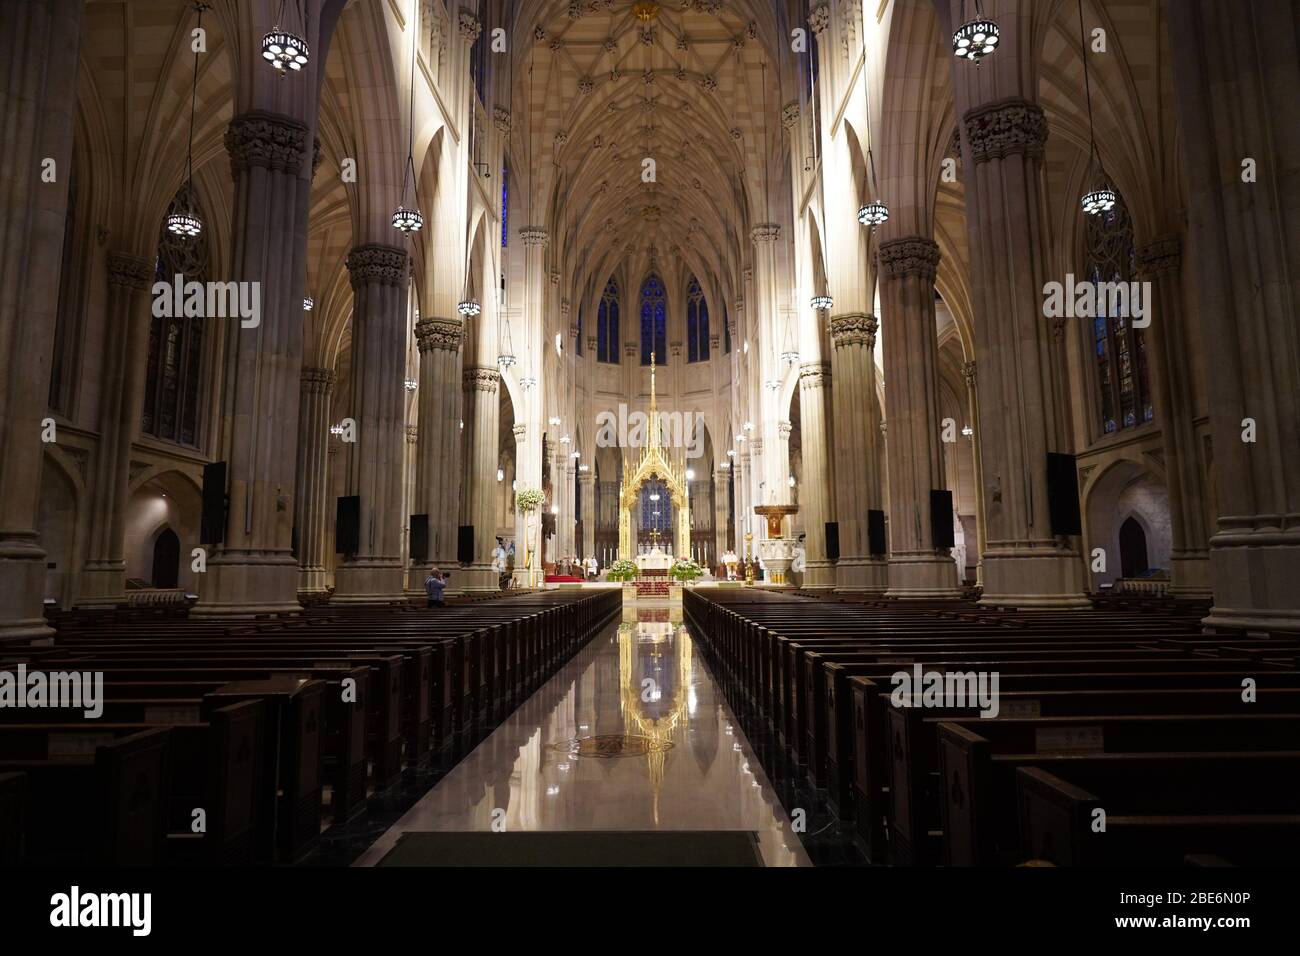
77, 252, 154, 606
414, 317, 463, 570
191, 111, 314, 618
878, 237, 961, 598
963, 360, 987, 585
459, 365, 501, 591
579, 471, 596, 561
1134, 238, 1211, 597
798, 362, 836, 589
332, 244, 409, 603
295, 367, 334, 595
1169, 1, 1300, 631
713, 468, 730, 561
957, 96, 1088, 607
829, 314, 888, 593
513, 422, 537, 586
0, 0, 84, 639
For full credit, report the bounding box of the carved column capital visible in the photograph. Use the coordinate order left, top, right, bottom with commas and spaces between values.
750, 223, 780, 243
1136, 235, 1183, 278
107, 251, 153, 290
809, 4, 831, 35
462, 365, 500, 393
777, 421, 792, 441
416, 317, 463, 352
878, 236, 941, 280
829, 312, 878, 348
406, 425, 419, 443
781, 103, 800, 130
799, 361, 832, 388
962, 360, 977, 387
301, 367, 336, 394
962, 98, 1048, 164
458, 11, 482, 42
519, 226, 550, 247
493, 106, 512, 133
346, 244, 409, 289
225, 110, 310, 176
512, 423, 528, 443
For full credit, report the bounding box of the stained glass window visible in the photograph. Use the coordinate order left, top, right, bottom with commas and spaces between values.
143, 188, 206, 447
640, 273, 666, 365
501, 166, 508, 247
1085, 197, 1152, 435
639, 479, 672, 534
597, 277, 619, 363
686, 275, 710, 363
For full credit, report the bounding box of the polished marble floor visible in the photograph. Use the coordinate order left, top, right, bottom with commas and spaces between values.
354, 602, 811, 866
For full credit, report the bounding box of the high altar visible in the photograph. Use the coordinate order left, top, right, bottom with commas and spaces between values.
617, 353, 691, 561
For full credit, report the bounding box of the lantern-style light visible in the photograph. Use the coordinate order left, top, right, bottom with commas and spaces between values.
857, 201, 889, 227
952, 17, 1000, 62
392, 206, 424, 234
457, 298, 481, 316
811, 295, 833, 312
262, 29, 309, 73
303, 297, 314, 311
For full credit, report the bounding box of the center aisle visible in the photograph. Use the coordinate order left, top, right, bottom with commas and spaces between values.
355, 601, 810, 866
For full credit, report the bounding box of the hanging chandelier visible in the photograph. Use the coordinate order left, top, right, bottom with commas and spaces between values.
952, 0, 999, 62
458, 259, 480, 314
857, 200, 889, 227
497, 316, 517, 367
303, 297, 314, 311
392, 12, 422, 234
1076, 0, 1114, 217
261, 1, 309, 74
810, 294, 833, 312
404, 379, 418, 391
167, 3, 207, 239
520, 376, 537, 389
765, 378, 783, 391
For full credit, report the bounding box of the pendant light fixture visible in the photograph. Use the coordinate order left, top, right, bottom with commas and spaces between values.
497, 316, 517, 367
303, 296, 314, 311
262, 0, 309, 74
167, 2, 208, 239
458, 260, 481, 315
853, 13, 888, 228
805, 12, 834, 315
952, 0, 1000, 63
1076, 0, 1115, 216
392, 12, 423, 234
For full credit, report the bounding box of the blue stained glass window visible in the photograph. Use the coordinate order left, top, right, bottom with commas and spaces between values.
639, 480, 672, 533
686, 275, 710, 363
597, 278, 620, 363
640, 274, 667, 366
501, 168, 508, 247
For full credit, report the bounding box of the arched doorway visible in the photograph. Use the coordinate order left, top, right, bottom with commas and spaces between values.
1119, 517, 1149, 579
152, 528, 180, 589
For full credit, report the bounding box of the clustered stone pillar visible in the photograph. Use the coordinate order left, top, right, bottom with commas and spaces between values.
1136, 237, 1211, 598
878, 237, 961, 598
958, 97, 1087, 608
579, 470, 596, 561
332, 244, 409, 603
828, 314, 887, 593
190, 111, 315, 618
962, 360, 987, 585
414, 317, 463, 571
797, 361, 835, 590
0, 0, 84, 639
295, 367, 334, 595
459, 365, 501, 591
77, 252, 155, 606
1169, 0, 1300, 631
713, 467, 730, 563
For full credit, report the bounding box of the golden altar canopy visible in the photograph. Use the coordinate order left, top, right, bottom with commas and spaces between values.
618, 353, 691, 560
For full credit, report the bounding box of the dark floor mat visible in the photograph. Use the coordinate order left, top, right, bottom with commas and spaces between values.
376, 830, 764, 867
